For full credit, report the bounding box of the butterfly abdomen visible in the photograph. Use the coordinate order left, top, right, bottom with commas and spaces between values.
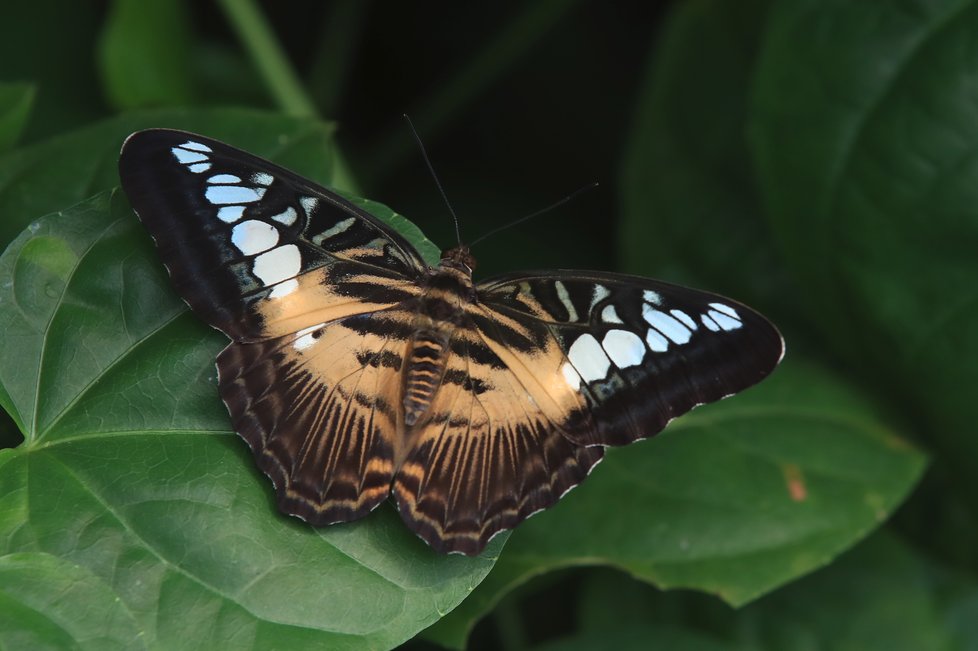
403, 330, 450, 427
401, 260, 477, 427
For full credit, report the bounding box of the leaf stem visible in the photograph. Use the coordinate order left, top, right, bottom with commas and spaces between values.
216, 0, 318, 118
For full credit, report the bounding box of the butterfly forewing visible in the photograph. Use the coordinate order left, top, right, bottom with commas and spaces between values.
119, 129, 426, 341
120, 128, 784, 557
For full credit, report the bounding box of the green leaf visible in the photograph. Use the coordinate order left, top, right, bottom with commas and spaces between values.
0, 552, 144, 651
735, 532, 978, 650
571, 531, 978, 651
619, 0, 786, 309
0, 108, 342, 254
0, 83, 35, 152
750, 1, 978, 509
0, 188, 486, 650
423, 359, 925, 649
98, 0, 194, 109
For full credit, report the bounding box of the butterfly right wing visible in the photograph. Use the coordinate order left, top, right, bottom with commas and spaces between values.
118, 129, 428, 342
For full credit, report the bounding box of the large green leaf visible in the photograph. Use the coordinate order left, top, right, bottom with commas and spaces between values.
750, 1, 978, 509
424, 359, 925, 648
0, 553, 144, 651
0, 183, 482, 650
566, 530, 978, 651
0, 108, 344, 253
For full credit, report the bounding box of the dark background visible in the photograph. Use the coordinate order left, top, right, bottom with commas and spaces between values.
3, 2, 976, 650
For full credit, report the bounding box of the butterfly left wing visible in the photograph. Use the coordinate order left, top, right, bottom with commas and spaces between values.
119, 129, 430, 524
393, 271, 782, 554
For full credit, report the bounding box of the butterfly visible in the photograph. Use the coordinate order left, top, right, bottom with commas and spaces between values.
118, 128, 784, 556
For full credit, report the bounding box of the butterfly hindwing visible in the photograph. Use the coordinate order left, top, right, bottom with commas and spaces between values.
218, 307, 414, 523
119, 129, 426, 341
475, 272, 785, 448
392, 329, 605, 555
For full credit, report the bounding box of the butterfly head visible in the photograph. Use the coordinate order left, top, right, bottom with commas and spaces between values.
439, 245, 477, 275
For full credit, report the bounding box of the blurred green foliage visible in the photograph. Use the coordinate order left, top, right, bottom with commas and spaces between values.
0, 1, 975, 650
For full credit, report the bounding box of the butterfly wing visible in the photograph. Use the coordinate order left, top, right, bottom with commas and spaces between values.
393, 271, 783, 554
218, 308, 415, 523
119, 129, 428, 523
118, 129, 427, 341
393, 327, 605, 554
475, 272, 785, 447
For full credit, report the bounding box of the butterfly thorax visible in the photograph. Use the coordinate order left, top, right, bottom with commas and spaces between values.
402, 246, 478, 428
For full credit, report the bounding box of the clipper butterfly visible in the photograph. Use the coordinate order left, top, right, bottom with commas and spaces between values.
118, 129, 784, 555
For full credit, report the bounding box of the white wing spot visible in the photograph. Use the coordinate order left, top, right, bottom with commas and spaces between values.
590, 284, 611, 311
217, 206, 246, 223
643, 290, 663, 305
709, 302, 740, 319
602, 329, 645, 368
701, 313, 721, 331
188, 162, 211, 174
205, 185, 267, 205
253, 244, 301, 286
671, 309, 697, 330
707, 309, 742, 331
312, 217, 355, 245
642, 304, 691, 344
252, 172, 274, 187
567, 333, 611, 383
560, 362, 582, 391
600, 304, 623, 324
232, 220, 279, 255
271, 206, 298, 227
645, 328, 669, 352
300, 196, 319, 215
269, 278, 298, 299
171, 147, 207, 164
207, 174, 241, 184
555, 280, 579, 321
180, 140, 212, 153
293, 323, 325, 351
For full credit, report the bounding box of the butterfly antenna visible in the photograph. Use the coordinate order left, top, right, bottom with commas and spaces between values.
403, 114, 463, 247
469, 182, 599, 247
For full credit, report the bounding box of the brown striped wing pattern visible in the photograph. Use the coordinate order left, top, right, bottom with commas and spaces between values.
393, 324, 605, 555
218, 309, 412, 523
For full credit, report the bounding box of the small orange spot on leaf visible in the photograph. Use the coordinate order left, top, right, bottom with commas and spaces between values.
782, 463, 808, 502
